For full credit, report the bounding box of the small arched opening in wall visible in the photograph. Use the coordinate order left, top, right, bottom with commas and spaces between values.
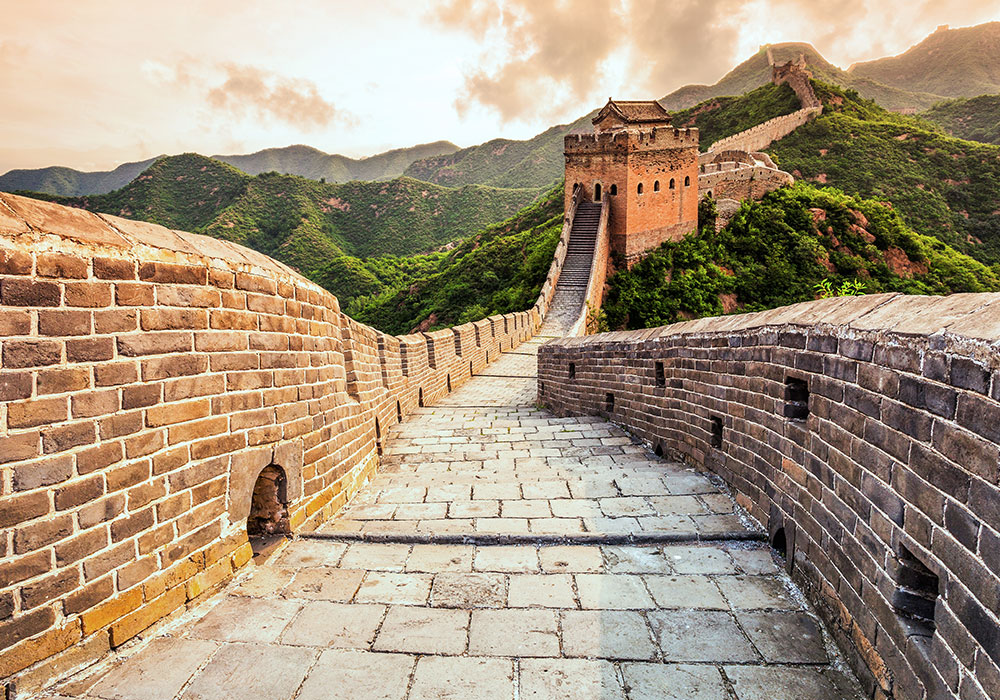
594, 183, 602, 201
375, 417, 382, 455
684, 176, 691, 186
637, 182, 643, 195
418, 387, 424, 407
396, 400, 403, 422
771, 527, 787, 560
654, 180, 660, 192
654, 443, 664, 458
247, 465, 290, 556
610, 184, 618, 196
447, 374, 452, 393
669, 178, 675, 190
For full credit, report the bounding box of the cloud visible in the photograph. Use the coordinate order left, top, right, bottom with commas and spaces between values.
206, 64, 352, 130
436, 0, 626, 121
434, 0, 1000, 122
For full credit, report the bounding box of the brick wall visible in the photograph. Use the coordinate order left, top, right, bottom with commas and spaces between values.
0, 191, 543, 694
698, 164, 795, 201
538, 293, 1000, 700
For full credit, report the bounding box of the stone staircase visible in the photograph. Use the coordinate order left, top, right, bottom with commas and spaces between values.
559, 202, 601, 288
537, 201, 601, 336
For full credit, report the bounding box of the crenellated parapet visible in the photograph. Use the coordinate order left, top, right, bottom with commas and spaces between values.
564, 126, 699, 155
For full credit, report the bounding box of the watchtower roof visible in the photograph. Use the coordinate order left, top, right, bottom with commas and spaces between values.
593, 99, 671, 127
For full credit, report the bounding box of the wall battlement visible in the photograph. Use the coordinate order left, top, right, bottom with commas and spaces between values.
0, 191, 556, 695
539, 293, 1000, 700
564, 126, 699, 154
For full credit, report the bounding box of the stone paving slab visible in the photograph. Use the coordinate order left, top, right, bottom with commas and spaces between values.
44, 321, 864, 700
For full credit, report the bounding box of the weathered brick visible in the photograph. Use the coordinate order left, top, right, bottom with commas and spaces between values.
20, 568, 79, 609
0, 430, 39, 464
55, 475, 105, 510
138, 261, 207, 285
3, 339, 62, 368
64, 281, 113, 307
110, 585, 186, 647
210, 308, 258, 330
122, 382, 162, 409
118, 331, 194, 357
64, 576, 114, 614
12, 453, 73, 490
94, 361, 139, 387
94, 308, 137, 333
82, 540, 136, 581
36, 367, 90, 395
42, 421, 97, 453
80, 587, 143, 635
110, 507, 155, 543
156, 285, 220, 308
71, 388, 120, 419
99, 411, 143, 439
66, 336, 115, 363
931, 421, 999, 483
36, 252, 87, 279
76, 496, 124, 530
163, 374, 225, 401
115, 282, 155, 306
1, 278, 61, 306
141, 354, 208, 381
951, 358, 990, 394
0, 490, 49, 528
0, 371, 33, 402
152, 446, 189, 475
209, 269, 235, 289
146, 399, 210, 428
124, 430, 165, 459
0, 606, 56, 652
140, 307, 208, 331
235, 272, 276, 294
93, 257, 135, 280
0, 248, 33, 275
117, 556, 159, 591
0, 308, 31, 335
76, 441, 124, 474
0, 550, 52, 587
105, 459, 151, 491
14, 513, 74, 553
38, 309, 92, 336
127, 479, 166, 510
167, 416, 228, 445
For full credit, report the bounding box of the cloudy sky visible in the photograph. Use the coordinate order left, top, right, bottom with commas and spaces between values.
1, 0, 998, 173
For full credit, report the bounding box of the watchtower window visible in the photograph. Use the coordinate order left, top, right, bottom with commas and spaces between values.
609, 184, 618, 196
892, 546, 939, 637
783, 377, 810, 421
654, 180, 660, 192
594, 183, 602, 201
684, 175, 691, 186
669, 178, 675, 190
637, 183, 644, 195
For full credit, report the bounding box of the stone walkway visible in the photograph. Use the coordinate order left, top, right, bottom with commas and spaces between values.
43, 319, 864, 699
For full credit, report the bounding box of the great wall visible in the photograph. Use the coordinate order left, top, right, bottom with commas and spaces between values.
1, 67, 998, 700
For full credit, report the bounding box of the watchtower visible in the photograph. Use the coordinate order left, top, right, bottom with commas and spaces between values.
564, 99, 699, 265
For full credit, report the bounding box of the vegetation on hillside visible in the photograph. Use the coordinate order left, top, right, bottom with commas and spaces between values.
404, 117, 592, 189
346, 185, 564, 333
921, 95, 1000, 145
671, 83, 801, 151
32, 154, 544, 277
769, 81, 1000, 265
212, 141, 459, 183
602, 184, 999, 330
0, 157, 160, 197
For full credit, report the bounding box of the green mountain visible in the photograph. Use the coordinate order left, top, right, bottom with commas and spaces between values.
602, 183, 999, 330
212, 141, 459, 183
30, 153, 544, 278
660, 42, 944, 113
920, 95, 1000, 145
0, 157, 160, 197
849, 23, 1000, 99
768, 81, 1000, 264
0, 142, 459, 197
404, 117, 593, 189
345, 185, 564, 334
